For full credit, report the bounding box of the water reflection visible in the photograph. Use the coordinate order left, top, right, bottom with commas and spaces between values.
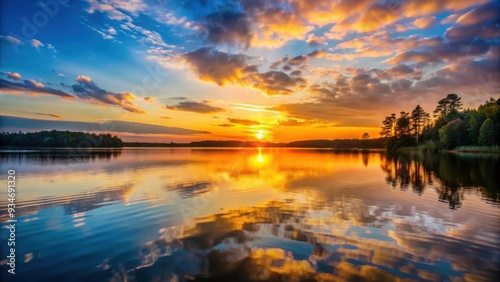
84, 198, 499, 281
380, 152, 500, 209
0, 148, 498, 282
0, 181, 134, 221
0, 149, 121, 165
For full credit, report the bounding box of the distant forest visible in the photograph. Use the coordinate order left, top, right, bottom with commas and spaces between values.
380, 95, 500, 151
0, 130, 124, 148
124, 138, 385, 148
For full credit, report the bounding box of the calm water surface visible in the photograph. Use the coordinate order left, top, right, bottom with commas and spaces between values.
0, 148, 499, 282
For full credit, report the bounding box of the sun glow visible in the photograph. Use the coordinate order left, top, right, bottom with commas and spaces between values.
256, 130, 264, 140
257, 147, 264, 163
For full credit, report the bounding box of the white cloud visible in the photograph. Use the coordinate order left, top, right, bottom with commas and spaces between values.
31, 39, 44, 49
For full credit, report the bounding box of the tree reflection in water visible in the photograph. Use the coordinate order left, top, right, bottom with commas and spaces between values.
379, 152, 499, 209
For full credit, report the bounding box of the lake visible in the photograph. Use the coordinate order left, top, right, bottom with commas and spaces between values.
0, 148, 499, 282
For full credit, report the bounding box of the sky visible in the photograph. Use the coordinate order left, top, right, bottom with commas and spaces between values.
0, 0, 499, 143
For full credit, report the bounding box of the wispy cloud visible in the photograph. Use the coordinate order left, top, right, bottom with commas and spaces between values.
1, 115, 210, 135
34, 112, 63, 119
30, 39, 44, 49
163, 97, 225, 114
0, 35, 23, 45
0, 78, 74, 98
227, 118, 260, 126
0, 73, 146, 113
71, 75, 145, 113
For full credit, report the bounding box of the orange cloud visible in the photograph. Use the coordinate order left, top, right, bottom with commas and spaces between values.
412, 17, 437, 29
441, 13, 459, 24
251, 8, 313, 48
182, 47, 309, 96
182, 47, 249, 86
385, 51, 439, 65
289, 0, 374, 26
6, 72, 21, 80
403, 0, 486, 18
456, 2, 499, 26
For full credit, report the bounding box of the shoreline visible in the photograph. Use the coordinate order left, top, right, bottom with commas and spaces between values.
397, 145, 500, 154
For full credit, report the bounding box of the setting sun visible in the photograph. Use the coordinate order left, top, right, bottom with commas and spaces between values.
256, 130, 264, 140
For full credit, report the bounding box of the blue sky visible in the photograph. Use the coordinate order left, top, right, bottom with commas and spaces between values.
1, 0, 499, 142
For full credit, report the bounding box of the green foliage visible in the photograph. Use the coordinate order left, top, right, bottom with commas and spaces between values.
439, 119, 467, 149
453, 145, 500, 153
381, 95, 499, 151
0, 130, 124, 148
478, 118, 496, 146
466, 111, 486, 145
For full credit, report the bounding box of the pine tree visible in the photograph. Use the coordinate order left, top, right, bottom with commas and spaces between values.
395, 112, 412, 138
380, 113, 396, 137
411, 105, 428, 142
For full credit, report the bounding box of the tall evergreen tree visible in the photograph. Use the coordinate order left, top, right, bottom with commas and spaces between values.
411, 105, 428, 142
380, 113, 396, 137
433, 93, 463, 118
395, 112, 412, 138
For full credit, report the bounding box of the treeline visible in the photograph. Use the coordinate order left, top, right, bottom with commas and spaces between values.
287, 138, 385, 148
125, 138, 385, 148
0, 130, 124, 148
380, 94, 500, 151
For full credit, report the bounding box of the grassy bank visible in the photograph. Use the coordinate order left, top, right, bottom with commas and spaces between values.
396, 143, 500, 154
396, 142, 440, 153
450, 145, 500, 153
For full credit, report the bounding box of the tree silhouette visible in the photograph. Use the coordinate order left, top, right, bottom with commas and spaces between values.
0, 130, 124, 148
362, 133, 370, 140
380, 113, 396, 137
395, 112, 411, 138
433, 93, 462, 118
411, 105, 428, 142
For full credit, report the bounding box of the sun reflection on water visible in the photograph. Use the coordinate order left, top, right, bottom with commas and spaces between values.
1, 149, 498, 282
